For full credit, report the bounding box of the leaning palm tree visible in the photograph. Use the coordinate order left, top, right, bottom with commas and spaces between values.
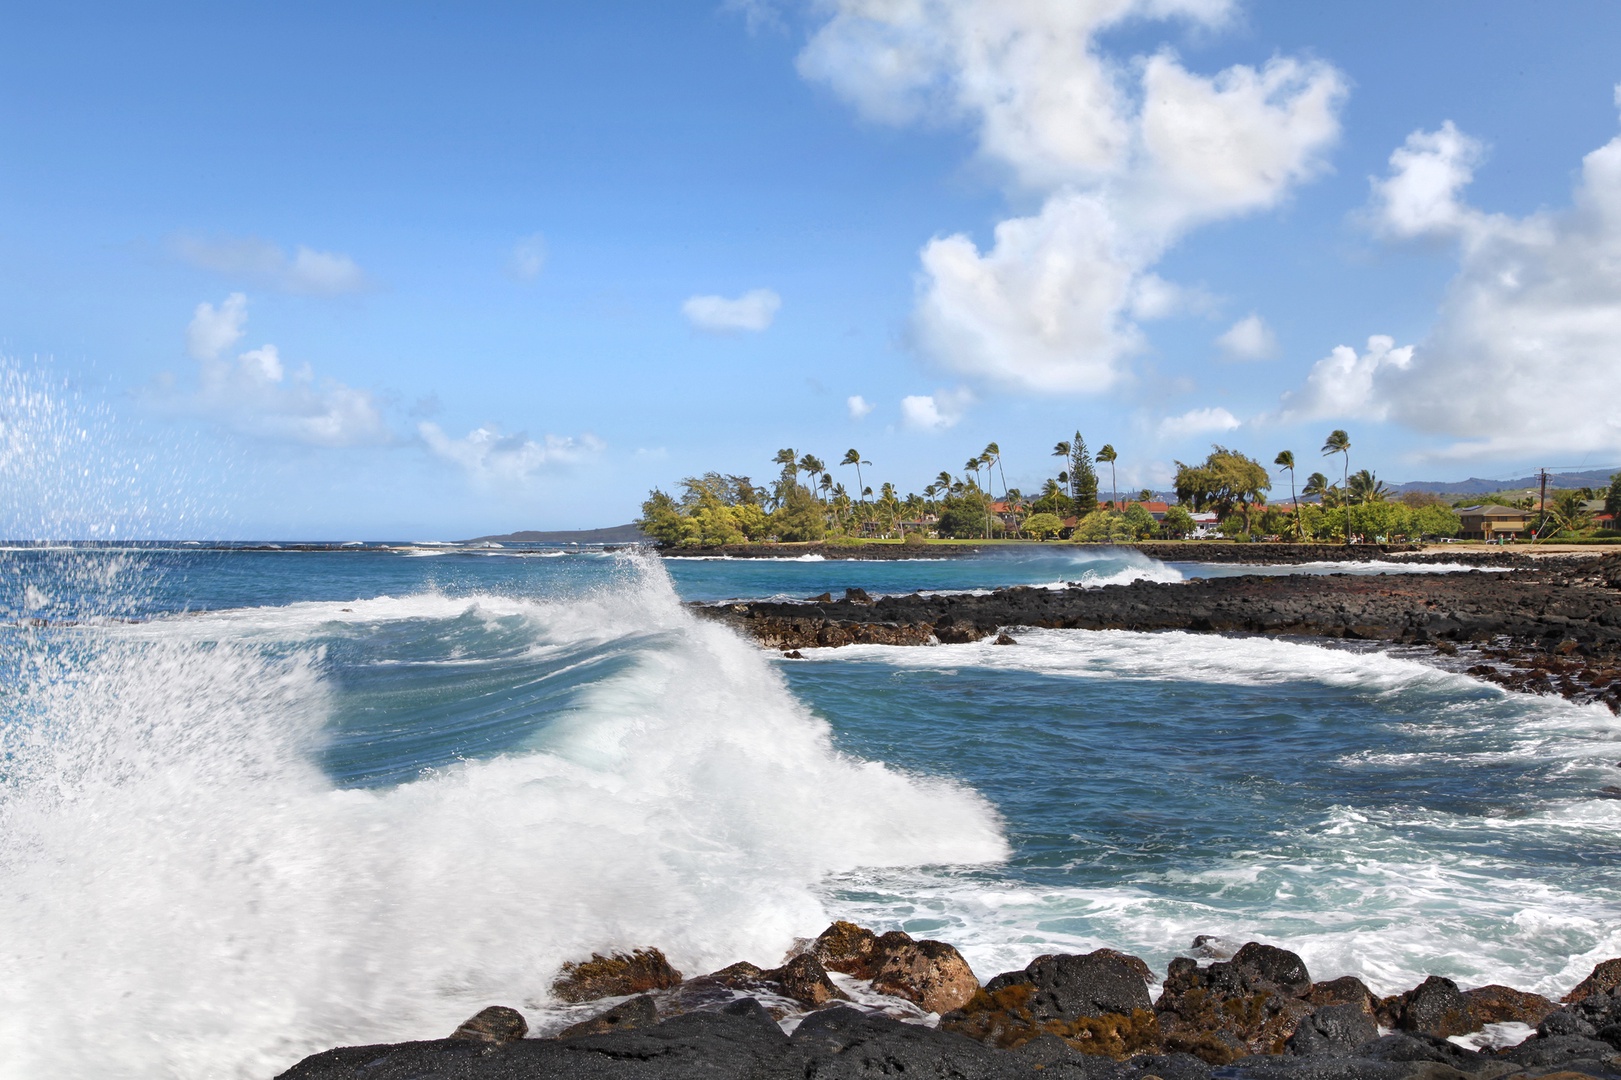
1322, 430, 1351, 545
1097, 444, 1118, 511
1346, 469, 1389, 504
983, 442, 1008, 502
799, 454, 826, 503
1274, 450, 1299, 539
841, 449, 870, 506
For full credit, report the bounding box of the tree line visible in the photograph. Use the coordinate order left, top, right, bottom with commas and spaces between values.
636, 429, 1474, 546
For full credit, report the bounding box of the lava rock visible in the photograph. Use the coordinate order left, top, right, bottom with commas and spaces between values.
551, 947, 684, 1003
1381, 977, 1478, 1039
1458, 983, 1555, 1026
1565, 958, 1621, 1005
786, 1005, 1031, 1079
808, 922, 978, 1014
449, 1005, 529, 1045
556, 994, 659, 1039
1284, 1004, 1379, 1058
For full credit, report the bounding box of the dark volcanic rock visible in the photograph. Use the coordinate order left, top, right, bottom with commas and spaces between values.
1155, 944, 1317, 1062
551, 947, 684, 1003
1381, 976, 1478, 1039
942, 950, 1158, 1054
1566, 958, 1621, 1005
1284, 1004, 1379, 1057
700, 556, 1621, 712
556, 994, 658, 1038
787, 1005, 1033, 1078
1460, 983, 1555, 1026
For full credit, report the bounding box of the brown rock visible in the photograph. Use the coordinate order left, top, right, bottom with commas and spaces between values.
811, 921, 880, 978
870, 935, 980, 1015
942, 982, 1163, 1057
1463, 984, 1557, 1026
555, 995, 658, 1038
1154, 944, 1317, 1061
551, 947, 684, 1003
769, 953, 848, 1007
1563, 958, 1621, 1004
1306, 976, 1377, 1014
449, 1005, 528, 1045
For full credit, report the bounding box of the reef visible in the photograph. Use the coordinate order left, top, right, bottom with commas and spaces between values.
696, 552, 1621, 712
276, 923, 1621, 1079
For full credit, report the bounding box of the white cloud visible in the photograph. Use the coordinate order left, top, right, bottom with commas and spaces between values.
724, 0, 783, 33
1275, 335, 1413, 422
1287, 103, 1621, 458
846, 394, 874, 419
1157, 405, 1240, 440
799, 1, 1345, 394
508, 233, 547, 280
900, 387, 972, 431
419, 422, 603, 486
1370, 121, 1486, 240
1215, 313, 1277, 361
681, 288, 782, 333
170, 294, 389, 447
186, 292, 248, 361
174, 235, 369, 295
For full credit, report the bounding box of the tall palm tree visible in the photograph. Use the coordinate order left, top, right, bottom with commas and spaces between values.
841, 449, 870, 506
983, 442, 1008, 500
1274, 450, 1299, 539
1321, 430, 1351, 545
1346, 469, 1389, 504
799, 454, 826, 502
1097, 444, 1118, 511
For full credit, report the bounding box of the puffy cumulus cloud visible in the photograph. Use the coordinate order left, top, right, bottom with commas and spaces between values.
799, 0, 1345, 394
1215, 313, 1277, 361
174, 234, 370, 295
1292, 102, 1621, 457
419, 423, 604, 486
681, 288, 782, 333
186, 293, 248, 361
900, 387, 973, 431
508, 233, 547, 280
847, 394, 875, 419
171, 294, 390, 447
1369, 122, 1486, 240
1275, 335, 1413, 422
1157, 405, 1240, 440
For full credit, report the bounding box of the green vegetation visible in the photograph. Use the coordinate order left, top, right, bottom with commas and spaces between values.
636, 426, 1481, 548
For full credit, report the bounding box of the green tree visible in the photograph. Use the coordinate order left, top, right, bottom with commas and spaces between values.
1322, 429, 1352, 545
1161, 504, 1195, 539
637, 489, 688, 546
1607, 473, 1621, 519
1071, 510, 1118, 542
1172, 446, 1271, 534
1069, 433, 1099, 511
685, 487, 744, 547
1022, 512, 1064, 540
936, 491, 994, 539
1122, 501, 1156, 539
1346, 469, 1390, 504
1274, 450, 1299, 539
772, 483, 825, 542
1097, 444, 1118, 510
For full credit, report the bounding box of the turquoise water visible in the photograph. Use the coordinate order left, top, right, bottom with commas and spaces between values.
1, 545, 1617, 1079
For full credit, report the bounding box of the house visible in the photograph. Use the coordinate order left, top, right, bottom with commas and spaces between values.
1135, 501, 1170, 522
1190, 512, 1220, 538
1457, 504, 1532, 541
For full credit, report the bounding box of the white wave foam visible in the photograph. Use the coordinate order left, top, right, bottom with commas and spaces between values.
0, 558, 1006, 1079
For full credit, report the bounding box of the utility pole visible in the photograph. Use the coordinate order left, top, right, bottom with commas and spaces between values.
1537, 468, 1549, 543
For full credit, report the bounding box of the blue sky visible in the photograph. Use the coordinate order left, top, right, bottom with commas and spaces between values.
3, 1, 1620, 538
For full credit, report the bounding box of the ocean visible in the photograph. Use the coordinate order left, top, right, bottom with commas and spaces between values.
1, 544, 1618, 1078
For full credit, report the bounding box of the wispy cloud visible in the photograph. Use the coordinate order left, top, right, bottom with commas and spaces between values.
507, 233, 547, 281
173, 234, 370, 295
1157, 406, 1241, 440
1215, 313, 1277, 361
418, 422, 603, 487
846, 394, 874, 419
682, 288, 782, 333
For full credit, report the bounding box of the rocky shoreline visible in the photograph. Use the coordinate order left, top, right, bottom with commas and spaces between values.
277, 923, 1621, 1079
653, 541, 1442, 563
697, 553, 1621, 712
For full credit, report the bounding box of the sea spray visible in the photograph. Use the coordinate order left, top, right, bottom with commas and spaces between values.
0, 556, 1007, 1079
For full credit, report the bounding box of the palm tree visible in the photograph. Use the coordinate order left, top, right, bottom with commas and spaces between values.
1097, 444, 1118, 511
1321, 430, 1351, 545
1346, 469, 1389, 504
841, 449, 870, 507
983, 442, 1008, 500
1274, 450, 1299, 539
799, 454, 826, 503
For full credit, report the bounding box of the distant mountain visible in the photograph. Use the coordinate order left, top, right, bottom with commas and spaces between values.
1391, 469, 1618, 495
467, 523, 649, 544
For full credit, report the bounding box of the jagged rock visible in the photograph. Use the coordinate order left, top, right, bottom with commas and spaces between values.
1284, 1004, 1379, 1057
1538, 1009, 1599, 1040
551, 947, 684, 1002
1305, 976, 1377, 1014
787, 1005, 1032, 1079
1498, 1032, 1621, 1070
449, 1005, 528, 1045
556, 995, 658, 1038
811, 921, 879, 977
870, 934, 979, 1014
699, 953, 849, 1008
1461, 983, 1556, 1026
1191, 936, 1240, 960
1564, 958, 1621, 1004
1155, 943, 1317, 1062
995, 632, 1018, 645
844, 587, 872, 604
1381, 976, 1478, 1039
808, 922, 976, 1014
942, 950, 1158, 1054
